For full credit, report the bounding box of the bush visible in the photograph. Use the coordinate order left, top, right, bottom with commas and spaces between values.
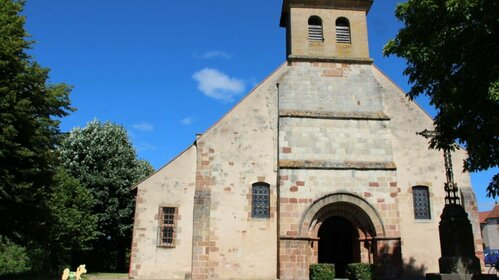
0, 236, 31, 276
310, 263, 335, 280
345, 263, 375, 280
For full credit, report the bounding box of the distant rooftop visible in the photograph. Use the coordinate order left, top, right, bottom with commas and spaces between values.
479, 203, 499, 224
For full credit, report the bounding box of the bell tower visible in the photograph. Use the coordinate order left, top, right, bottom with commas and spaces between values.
280, 0, 373, 62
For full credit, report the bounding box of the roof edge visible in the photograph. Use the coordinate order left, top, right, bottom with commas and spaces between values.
130, 144, 195, 190
280, 0, 374, 27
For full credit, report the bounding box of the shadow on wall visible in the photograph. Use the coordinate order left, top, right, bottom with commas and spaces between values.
376, 243, 427, 280
401, 257, 428, 280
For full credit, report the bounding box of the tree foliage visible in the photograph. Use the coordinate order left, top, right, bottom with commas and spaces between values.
0, 236, 31, 276
59, 120, 154, 271
46, 168, 98, 268
0, 0, 73, 242
384, 0, 499, 196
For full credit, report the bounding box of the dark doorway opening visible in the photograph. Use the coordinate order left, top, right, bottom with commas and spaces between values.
318, 216, 360, 277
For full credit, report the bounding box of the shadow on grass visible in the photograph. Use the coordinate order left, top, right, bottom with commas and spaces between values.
0, 272, 128, 280
0, 272, 59, 280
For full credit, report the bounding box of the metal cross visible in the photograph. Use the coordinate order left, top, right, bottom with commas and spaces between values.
417, 130, 460, 205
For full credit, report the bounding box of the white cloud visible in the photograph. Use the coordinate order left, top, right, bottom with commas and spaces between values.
192, 68, 245, 102
132, 122, 154, 132
197, 50, 232, 60
181, 117, 194, 125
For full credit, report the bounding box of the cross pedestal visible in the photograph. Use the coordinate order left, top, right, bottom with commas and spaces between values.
438, 204, 480, 275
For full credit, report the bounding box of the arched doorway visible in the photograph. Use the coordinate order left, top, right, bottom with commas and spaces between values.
298, 193, 387, 278
318, 216, 360, 277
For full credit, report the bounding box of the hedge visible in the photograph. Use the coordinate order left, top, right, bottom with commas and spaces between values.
310, 263, 335, 280
345, 263, 376, 280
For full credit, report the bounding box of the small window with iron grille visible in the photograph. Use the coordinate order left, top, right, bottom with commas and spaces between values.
336, 17, 351, 44
158, 207, 177, 247
308, 16, 323, 42
413, 186, 431, 220
252, 182, 270, 218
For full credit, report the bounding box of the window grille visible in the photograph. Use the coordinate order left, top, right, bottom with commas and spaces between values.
158, 207, 177, 247
308, 16, 323, 42
336, 18, 351, 44
252, 183, 270, 218
413, 186, 431, 220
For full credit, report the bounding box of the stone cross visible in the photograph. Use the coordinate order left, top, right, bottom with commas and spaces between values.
417, 129, 460, 205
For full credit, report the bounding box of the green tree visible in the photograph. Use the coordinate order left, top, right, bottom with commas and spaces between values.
0, 0, 73, 244
384, 0, 499, 196
0, 236, 31, 276
59, 120, 154, 271
46, 168, 98, 269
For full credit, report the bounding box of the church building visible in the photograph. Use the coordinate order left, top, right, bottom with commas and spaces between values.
129, 0, 483, 279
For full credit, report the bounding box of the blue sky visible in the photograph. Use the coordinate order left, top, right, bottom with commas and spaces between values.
22, 0, 497, 211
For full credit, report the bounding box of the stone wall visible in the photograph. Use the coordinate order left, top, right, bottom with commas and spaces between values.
130, 146, 197, 280
482, 219, 499, 250
276, 61, 403, 279
188, 66, 285, 279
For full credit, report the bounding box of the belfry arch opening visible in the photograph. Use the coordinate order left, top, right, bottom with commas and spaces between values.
336, 17, 351, 44
308, 16, 323, 42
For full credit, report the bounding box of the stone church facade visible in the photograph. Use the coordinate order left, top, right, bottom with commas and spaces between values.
129, 0, 483, 279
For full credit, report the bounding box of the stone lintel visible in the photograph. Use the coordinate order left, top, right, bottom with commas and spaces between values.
279, 160, 397, 170
279, 110, 390, 121
280, 236, 320, 241
358, 237, 401, 242
287, 55, 373, 65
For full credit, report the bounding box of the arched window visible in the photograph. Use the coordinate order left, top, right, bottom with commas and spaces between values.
336, 17, 351, 44
308, 16, 323, 42
252, 182, 270, 218
413, 186, 431, 220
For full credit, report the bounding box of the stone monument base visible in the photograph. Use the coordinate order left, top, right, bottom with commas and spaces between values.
427, 273, 497, 280
440, 256, 481, 275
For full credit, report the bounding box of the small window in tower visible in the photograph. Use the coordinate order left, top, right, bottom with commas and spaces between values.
413, 186, 431, 220
308, 16, 323, 42
252, 182, 270, 218
336, 17, 351, 44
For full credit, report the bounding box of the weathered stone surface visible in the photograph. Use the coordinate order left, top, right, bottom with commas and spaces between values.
279, 160, 397, 170
280, 109, 390, 120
